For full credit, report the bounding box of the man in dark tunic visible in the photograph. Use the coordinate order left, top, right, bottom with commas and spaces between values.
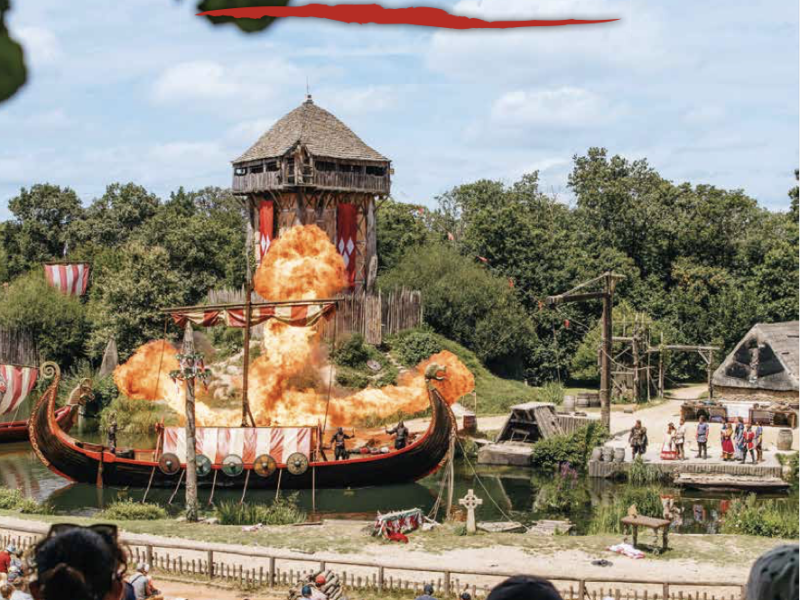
628, 420, 647, 459
386, 420, 409, 450
107, 415, 118, 454
330, 427, 353, 461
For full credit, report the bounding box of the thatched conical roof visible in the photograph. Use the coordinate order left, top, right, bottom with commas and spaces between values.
712, 321, 799, 392
234, 96, 388, 164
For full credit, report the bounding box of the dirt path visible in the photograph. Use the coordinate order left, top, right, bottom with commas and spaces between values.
158, 580, 280, 600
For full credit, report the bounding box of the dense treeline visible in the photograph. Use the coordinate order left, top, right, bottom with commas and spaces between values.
377, 148, 799, 383
0, 147, 796, 385
0, 184, 246, 366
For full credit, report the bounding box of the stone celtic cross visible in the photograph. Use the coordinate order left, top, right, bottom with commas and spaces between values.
459, 488, 483, 534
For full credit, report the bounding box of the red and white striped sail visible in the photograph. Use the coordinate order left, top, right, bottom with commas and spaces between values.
0, 365, 38, 416
44, 263, 90, 296
162, 426, 314, 464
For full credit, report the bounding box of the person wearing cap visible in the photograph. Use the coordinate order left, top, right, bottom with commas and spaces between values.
415, 583, 437, 600
308, 574, 328, 600
0, 546, 14, 575
300, 585, 314, 598
746, 544, 798, 600
487, 575, 564, 600
128, 563, 159, 600
460, 593, 472, 600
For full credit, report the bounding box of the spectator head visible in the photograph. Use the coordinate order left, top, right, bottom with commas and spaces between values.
0, 582, 11, 599
699, 415, 706, 423
29, 523, 126, 600
136, 563, 149, 574
461, 593, 472, 600
301, 584, 313, 597
5, 545, 15, 554
635, 420, 641, 427
424, 583, 435, 595
487, 575, 564, 600
746, 544, 798, 600
315, 574, 326, 586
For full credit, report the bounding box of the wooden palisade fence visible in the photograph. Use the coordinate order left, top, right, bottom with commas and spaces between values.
0, 524, 745, 600
208, 287, 422, 346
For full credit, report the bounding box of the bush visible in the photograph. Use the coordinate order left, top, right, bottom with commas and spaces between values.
537, 381, 564, 405
391, 330, 442, 367
534, 464, 589, 515
216, 496, 305, 526
588, 486, 664, 534
333, 334, 370, 368
628, 457, 663, 486
0, 271, 88, 369
0, 487, 51, 514
778, 452, 799, 492
531, 422, 609, 473
100, 394, 178, 435
101, 499, 167, 521
721, 494, 799, 539
335, 368, 370, 390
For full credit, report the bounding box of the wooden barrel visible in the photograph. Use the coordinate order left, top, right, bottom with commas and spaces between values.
590, 447, 602, 462
563, 395, 576, 412
601, 447, 614, 462
576, 395, 590, 409
588, 393, 601, 408
777, 429, 793, 451
613, 448, 626, 463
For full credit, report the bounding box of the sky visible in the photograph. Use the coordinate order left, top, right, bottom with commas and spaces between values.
1, 0, 798, 220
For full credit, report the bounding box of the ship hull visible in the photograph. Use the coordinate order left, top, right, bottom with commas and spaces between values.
0, 406, 77, 444
29, 371, 455, 490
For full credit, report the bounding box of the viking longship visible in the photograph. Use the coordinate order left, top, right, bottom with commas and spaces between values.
0, 363, 77, 444
29, 358, 455, 490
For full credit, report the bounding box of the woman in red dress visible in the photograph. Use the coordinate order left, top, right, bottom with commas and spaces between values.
721, 423, 735, 461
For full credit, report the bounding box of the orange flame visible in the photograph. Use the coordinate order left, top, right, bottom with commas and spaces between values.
115, 225, 475, 429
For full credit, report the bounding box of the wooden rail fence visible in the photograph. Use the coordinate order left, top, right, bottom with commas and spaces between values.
0, 523, 745, 600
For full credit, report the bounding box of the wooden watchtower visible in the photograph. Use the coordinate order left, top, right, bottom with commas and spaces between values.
232, 95, 391, 291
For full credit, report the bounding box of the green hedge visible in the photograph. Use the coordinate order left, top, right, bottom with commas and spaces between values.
530, 422, 609, 473
721, 494, 799, 539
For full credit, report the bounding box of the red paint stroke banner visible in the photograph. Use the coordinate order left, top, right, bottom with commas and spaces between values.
197, 4, 619, 30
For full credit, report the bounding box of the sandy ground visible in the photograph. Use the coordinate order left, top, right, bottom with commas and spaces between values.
157, 580, 280, 600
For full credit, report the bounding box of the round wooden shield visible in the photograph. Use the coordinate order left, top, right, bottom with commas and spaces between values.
253, 454, 277, 478
221, 454, 244, 477
158, 453, 181, 476
195, 454, 212, 477
286, 452, 309, 476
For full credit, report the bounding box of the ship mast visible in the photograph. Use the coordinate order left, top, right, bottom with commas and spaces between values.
241, 199, 256, 427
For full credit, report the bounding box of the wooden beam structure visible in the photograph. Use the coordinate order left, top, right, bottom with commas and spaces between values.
547, 272, 623, 430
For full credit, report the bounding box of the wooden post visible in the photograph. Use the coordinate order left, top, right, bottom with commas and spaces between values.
183, 323, 199, 522
600, 274, 613, 430
242, 198, 255, 427
706, 350, 714, 401
658, 333, 665, 398
632, 332, 640, 403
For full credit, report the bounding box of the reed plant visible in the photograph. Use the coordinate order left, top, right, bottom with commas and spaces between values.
587, 486, 663, 534
101, 499, 167, 521
215, 495, 306, 526
720, 494, 798, 539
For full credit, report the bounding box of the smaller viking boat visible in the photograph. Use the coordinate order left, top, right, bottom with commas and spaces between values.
29, 361, 456, 491
0, 363, 78, 444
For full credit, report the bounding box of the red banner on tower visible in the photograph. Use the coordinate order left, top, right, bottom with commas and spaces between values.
255, 199, 274, 264
337, 203, 358, 289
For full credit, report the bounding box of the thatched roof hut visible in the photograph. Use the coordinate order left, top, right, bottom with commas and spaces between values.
712, 321, 799, 400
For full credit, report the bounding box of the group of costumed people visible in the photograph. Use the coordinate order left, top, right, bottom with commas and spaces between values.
629, 415, 764, 463
329, 421, 410, 461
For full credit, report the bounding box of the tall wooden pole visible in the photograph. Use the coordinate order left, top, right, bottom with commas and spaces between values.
183, 322, 198, 522
658, 332, 665, 397
242, 198, 255, 427
600, 274, 613, 430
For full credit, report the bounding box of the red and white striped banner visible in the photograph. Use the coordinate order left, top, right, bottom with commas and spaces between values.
0, 365, 37, 416
336, 203, 358, 289
255, 199, 274, 264
163, 426, 313, 465
171, 303, 335, 330
44, 263, 90, 296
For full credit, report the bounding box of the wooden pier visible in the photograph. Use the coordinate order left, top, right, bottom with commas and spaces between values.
589, 459, 783, 479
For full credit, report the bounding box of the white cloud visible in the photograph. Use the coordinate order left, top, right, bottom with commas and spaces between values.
152, 61, 239, 103
425, 0, 666, 83
16, 26, 62, 66
321, 85, 400, 116
491, 87, 613, 128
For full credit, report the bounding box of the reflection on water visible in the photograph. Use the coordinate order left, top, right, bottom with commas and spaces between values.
0, 439, 791, 534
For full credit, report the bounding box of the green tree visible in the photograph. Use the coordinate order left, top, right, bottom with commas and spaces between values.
379, 242, 536, 376
71, 183, 160, 251
2, 184, 84, 277
376, 199, 429, 272
86, 242, 185, 359
0, 272, 88, 368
